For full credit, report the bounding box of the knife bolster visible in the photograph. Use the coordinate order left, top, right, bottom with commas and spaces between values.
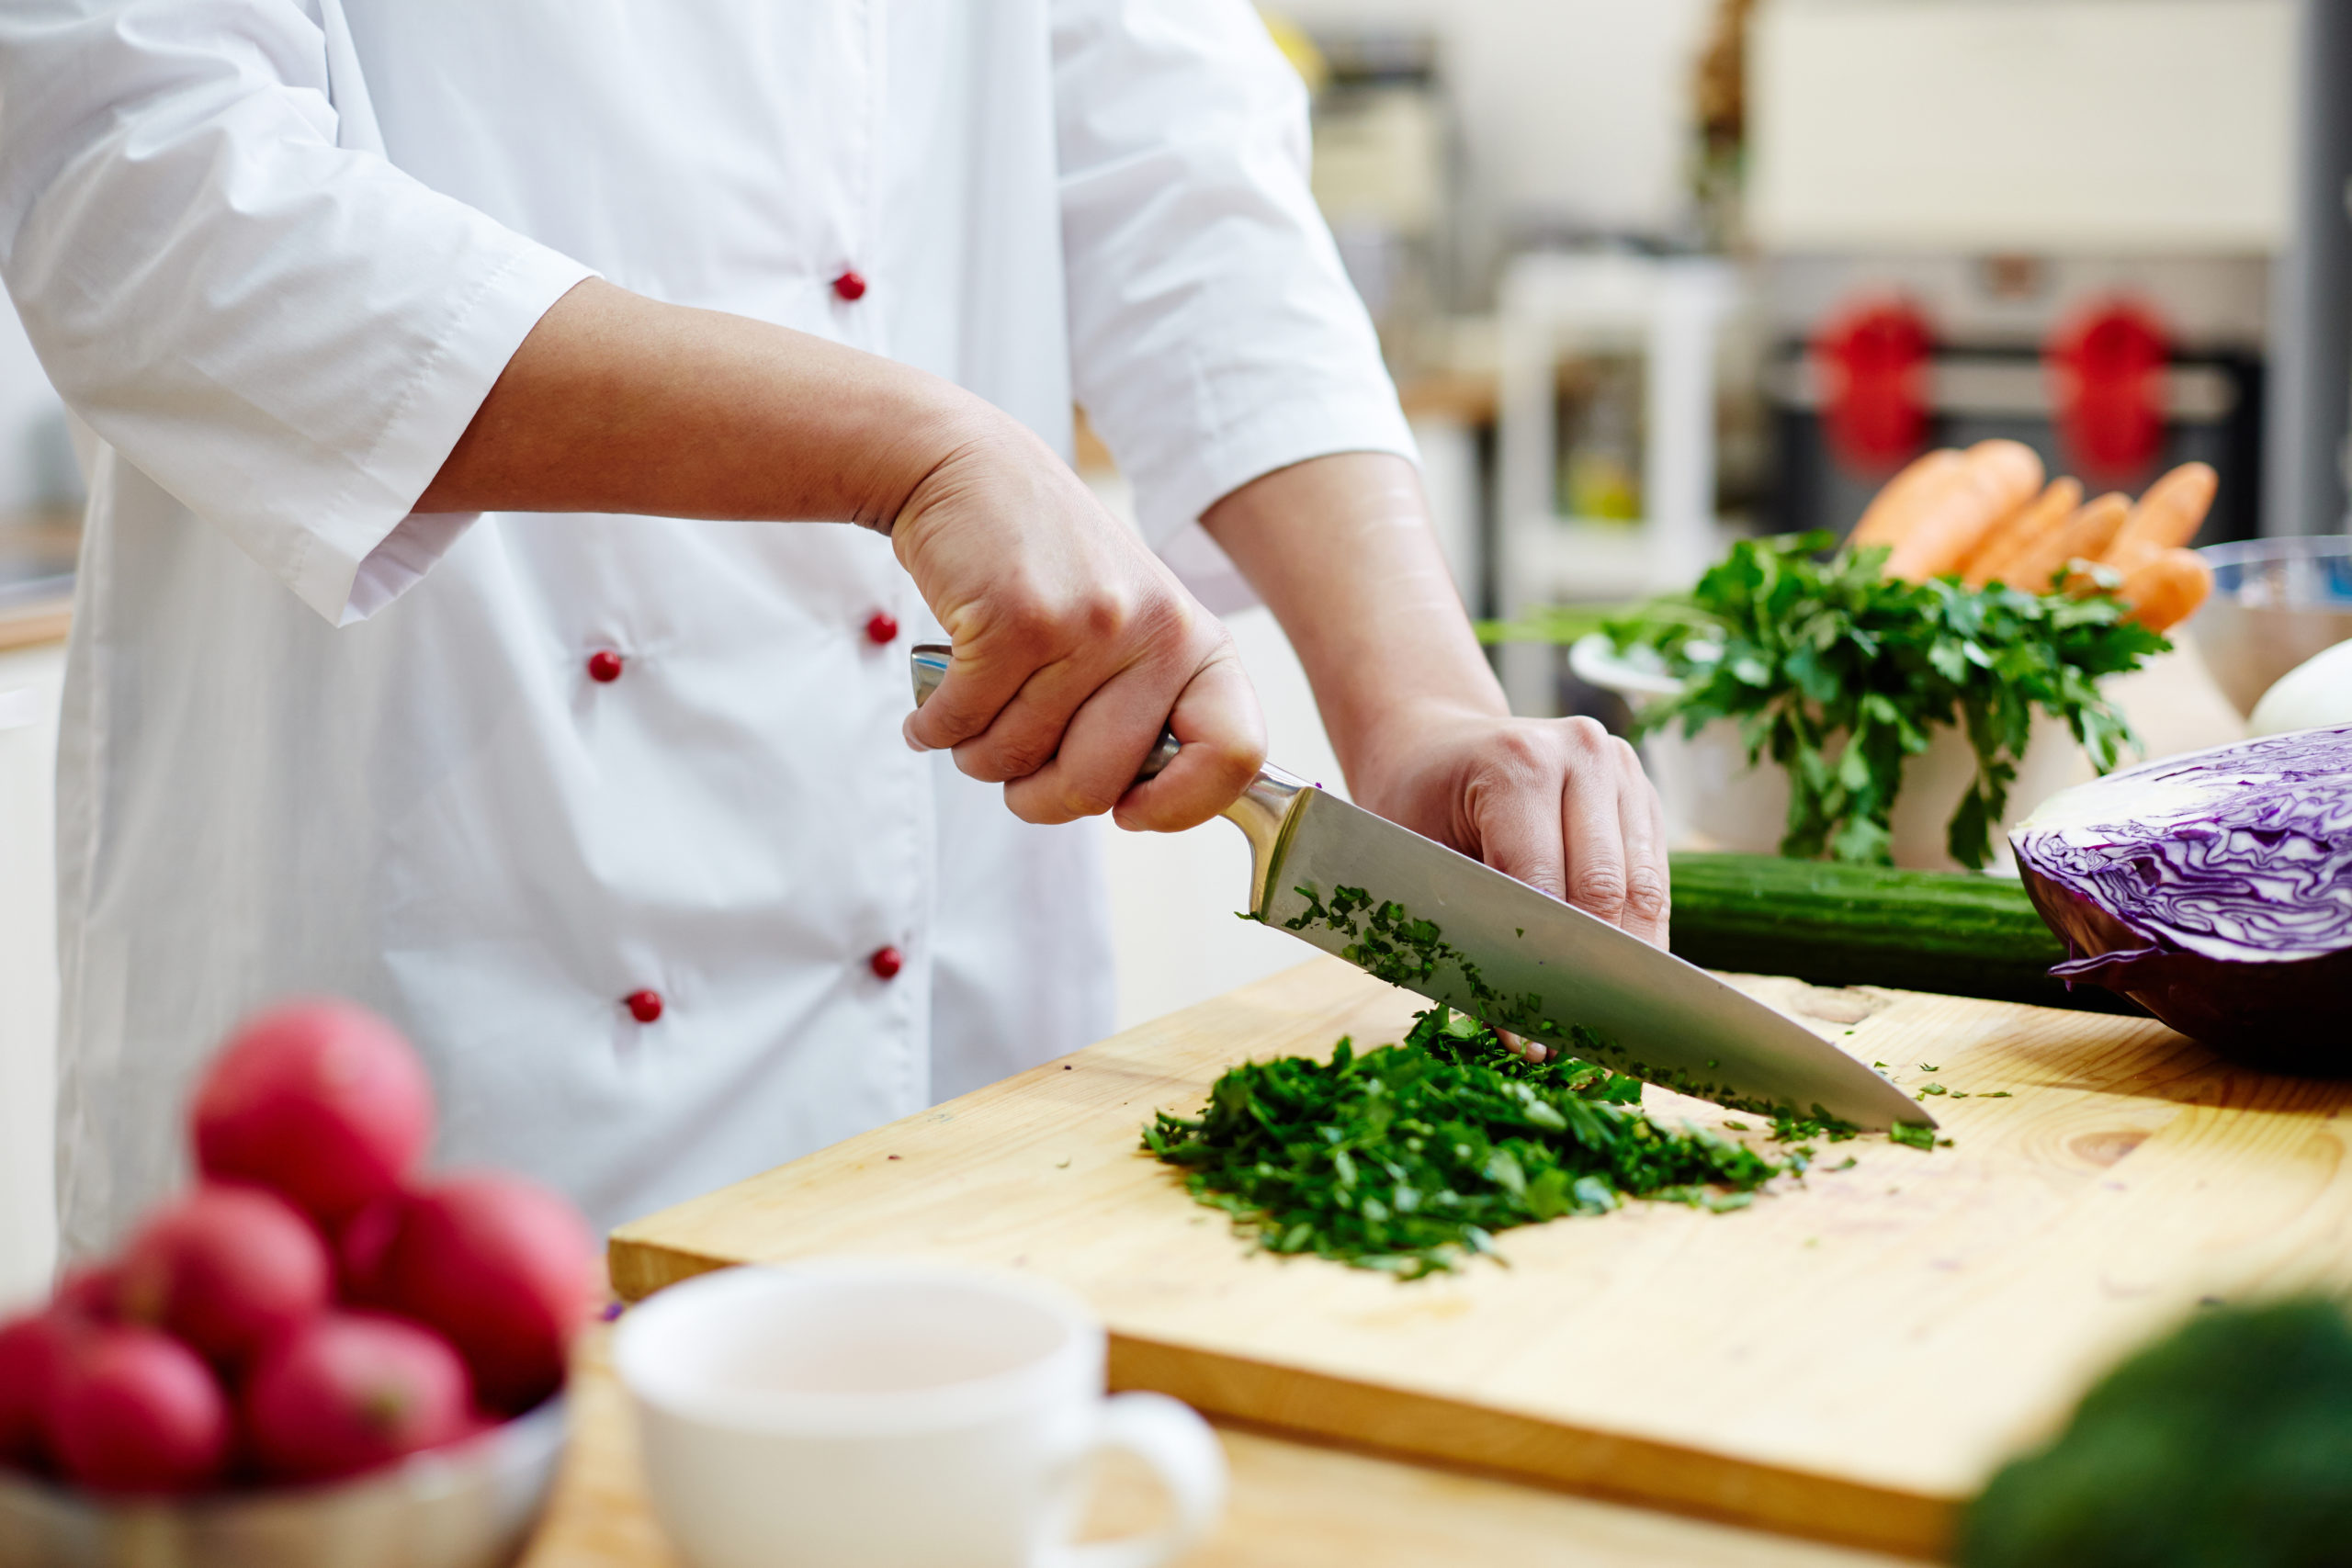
1222, 765, 1309, 917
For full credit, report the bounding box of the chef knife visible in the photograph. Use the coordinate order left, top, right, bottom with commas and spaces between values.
910, 644, 1927, 1131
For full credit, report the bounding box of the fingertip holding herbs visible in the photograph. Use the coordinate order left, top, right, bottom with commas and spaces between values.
1157, 892, 1940, 1278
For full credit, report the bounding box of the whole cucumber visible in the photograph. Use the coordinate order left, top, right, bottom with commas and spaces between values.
1668, 852, 2143, 1016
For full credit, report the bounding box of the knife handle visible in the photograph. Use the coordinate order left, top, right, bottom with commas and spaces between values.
909, 642, 1306, 911
910, 643, 1181, 780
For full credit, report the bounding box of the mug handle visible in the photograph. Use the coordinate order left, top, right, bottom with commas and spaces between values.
1045, 1392, 1229, 1568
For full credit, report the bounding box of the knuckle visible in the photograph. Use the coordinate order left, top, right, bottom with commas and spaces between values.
922, 712, 984, 753
1057, 775, 1124, 818
1015, 610, 1065, 659
1460, 762, 1530, 833
1127, 596, 1193, 662
972, 729, 1057, 780
1080, 588, 1137, 643
998, 740, 1057, 778
993, 580, 1057, 633
1484, 728, 1552, 780
951, 751, 1004, 784
1623, 865, 1671, 920
1558, 716, 1611, 757
1570, 865, 1630, 914
1004, 792, 1064, 827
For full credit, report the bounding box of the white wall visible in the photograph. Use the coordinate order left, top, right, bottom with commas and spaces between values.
1279, 0, 1715, 257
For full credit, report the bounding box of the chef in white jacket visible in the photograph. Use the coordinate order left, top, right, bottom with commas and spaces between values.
0, 0, 1669, 1254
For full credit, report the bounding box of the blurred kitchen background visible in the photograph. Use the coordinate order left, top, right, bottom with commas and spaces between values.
3, 0, 2347, 1298
1105, 0, 2340, 1032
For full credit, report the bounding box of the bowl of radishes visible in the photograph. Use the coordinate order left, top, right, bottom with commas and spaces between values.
0, 1000, 598, 1568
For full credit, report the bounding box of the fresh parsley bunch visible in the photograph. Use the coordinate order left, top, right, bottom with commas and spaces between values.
1142, 1008, 1784, 1279
1604, 533, 2167, 870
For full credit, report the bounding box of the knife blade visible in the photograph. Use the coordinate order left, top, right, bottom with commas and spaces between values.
910, 644, 1927, 1131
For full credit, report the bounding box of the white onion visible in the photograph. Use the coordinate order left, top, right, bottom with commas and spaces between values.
2251, 639, 2352, 738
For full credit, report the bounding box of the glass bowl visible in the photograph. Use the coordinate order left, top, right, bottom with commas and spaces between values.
0, 1396, 564, 1568
2193, 536, 2352, 716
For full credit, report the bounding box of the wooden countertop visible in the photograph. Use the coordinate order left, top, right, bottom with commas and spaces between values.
0, 511, 75, 653
611, 953, 2318, 1559
520, 1324, 1915, 1568
0, 594, 70, 654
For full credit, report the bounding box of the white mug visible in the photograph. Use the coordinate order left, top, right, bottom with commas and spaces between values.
614, 1259, 1228, 1568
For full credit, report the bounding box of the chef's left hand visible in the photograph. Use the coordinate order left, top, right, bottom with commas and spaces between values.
1344, 703, 1670, 950
1200, 452, 1671, 951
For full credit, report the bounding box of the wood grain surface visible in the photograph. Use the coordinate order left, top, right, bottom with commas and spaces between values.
610, 958, 2352, 1558
523, 1325, 1917, 1568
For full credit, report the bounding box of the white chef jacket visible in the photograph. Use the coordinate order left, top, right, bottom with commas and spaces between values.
0, 0, 1412, 1253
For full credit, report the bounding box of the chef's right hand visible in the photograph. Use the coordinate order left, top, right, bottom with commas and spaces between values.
890, 416, 1266, 832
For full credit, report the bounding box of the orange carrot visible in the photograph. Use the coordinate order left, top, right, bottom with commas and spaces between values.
1962, 477, 2084, 588
1998, 491, 2130, 595
1850, 449, 1963, 549
1883, 440, 2045, 581
2106, 462, 2218, 573
2118, 547, 2214, 631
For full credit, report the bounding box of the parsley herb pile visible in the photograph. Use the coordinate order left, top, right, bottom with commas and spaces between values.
1603, 534, 2166, 869
1169, 887, 1934, 1277
1143, 1007, 1785, 1279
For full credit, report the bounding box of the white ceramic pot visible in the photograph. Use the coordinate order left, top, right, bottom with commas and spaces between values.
1570, 636, 2098, 874
1568, 608, 2251, 875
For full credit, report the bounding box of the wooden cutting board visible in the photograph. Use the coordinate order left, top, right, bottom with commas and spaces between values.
608, 959, 2352, 1559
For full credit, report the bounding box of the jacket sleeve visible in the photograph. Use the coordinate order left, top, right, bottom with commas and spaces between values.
0, 0, 594, 623
1053, 0, 1417, 549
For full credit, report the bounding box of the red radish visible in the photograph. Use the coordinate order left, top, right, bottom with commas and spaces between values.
49, 1325, 229, 1494
381, 1174, 595, 1413
334, 1192, 410, 1305
116, 1184, 330, 1367
192, 1000, 434, 1222
54, 1265, 120, 1321
0, 1310, 91, 1470
243, 1312, 472, 1483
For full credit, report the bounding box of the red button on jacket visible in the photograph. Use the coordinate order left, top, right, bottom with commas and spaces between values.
864, 612, 899, 646
868, 946, 903, 981
831, 270, 867, 302
624, 989, 664, 1023
587, 650, 625, 683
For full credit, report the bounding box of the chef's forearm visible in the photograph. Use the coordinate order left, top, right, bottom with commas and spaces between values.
415, 278, 988, 527
1200, 453, 1507, 783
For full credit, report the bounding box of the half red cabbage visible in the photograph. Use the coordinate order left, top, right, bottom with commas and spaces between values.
2008, 723, 2352, 1066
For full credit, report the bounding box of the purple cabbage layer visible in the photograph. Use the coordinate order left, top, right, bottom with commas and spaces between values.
2013, 724, 2352, 968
